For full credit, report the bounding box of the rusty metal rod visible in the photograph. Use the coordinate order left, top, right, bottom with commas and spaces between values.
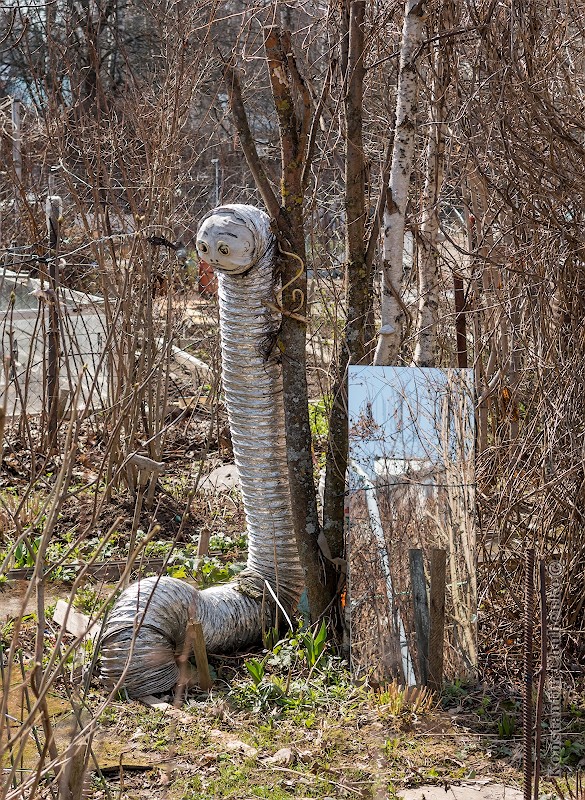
524, 547, 535, 800
533, 559, 547, 800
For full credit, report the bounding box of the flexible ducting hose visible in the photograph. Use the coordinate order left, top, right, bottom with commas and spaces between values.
100, 205, 304, 697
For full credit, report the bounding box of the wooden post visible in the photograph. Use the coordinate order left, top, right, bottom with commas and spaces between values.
533, 559, 547, 800
427, 547, 446, 692
409, 548, 430, 685
46, 192, 62, 449
453, 273, 468, 368
188, 620, 213, 691
197, 528, 211, 560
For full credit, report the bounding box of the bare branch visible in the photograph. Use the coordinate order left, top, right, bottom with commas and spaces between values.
281, 29, 313, 157
222, 58, 283, 225
301, 64, 332, 193
263, 25, 302, 202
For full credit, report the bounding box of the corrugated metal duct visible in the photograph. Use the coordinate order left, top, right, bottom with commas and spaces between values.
100, 205, 304, 697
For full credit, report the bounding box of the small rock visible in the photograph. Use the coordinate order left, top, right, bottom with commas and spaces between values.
199, 464, 240, 493
225, 739, 257, 758
264, 747, 293, 766
210, 730, 257, 758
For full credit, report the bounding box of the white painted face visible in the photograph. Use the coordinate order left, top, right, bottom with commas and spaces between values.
196, 212, 256, 275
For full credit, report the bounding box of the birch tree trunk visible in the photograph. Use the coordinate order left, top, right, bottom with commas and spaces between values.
374, 0, 427, 366
413, 2, 452, 367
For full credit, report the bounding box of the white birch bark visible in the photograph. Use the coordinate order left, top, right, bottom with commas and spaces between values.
374, 0, 427, 366
413, 9, 449, 367
413, 118, 444, 366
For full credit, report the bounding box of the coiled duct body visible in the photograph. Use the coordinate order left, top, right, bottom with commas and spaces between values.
100, 205, 304, 697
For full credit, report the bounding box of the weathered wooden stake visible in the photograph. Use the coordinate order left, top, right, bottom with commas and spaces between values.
409, 548, 430, 685
533, 559, 547, 800
188, 620, 213, 691
453, 273, 468, 368
427, 547, 446, 692
197, 528, 211, 560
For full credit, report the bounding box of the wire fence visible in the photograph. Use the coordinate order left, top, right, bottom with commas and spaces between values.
0, 267, 108, 418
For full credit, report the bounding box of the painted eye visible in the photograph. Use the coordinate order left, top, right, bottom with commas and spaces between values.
197, 241, 209, 254
217, 242, 230, 256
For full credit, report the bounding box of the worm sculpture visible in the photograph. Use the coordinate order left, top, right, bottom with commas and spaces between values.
100, 205, 304, 697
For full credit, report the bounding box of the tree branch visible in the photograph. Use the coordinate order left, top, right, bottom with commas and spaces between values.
222, 58, 283, 225
365, 132, 393, 270
301, 65, 332, 193
281, 29, 313, 157
264, 25, 301, 204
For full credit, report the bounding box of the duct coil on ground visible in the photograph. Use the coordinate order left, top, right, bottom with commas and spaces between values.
100, 205, 304, 698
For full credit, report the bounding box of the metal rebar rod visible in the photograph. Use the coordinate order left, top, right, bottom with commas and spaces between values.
533, 559, 547, 800
524, 548, 535, 800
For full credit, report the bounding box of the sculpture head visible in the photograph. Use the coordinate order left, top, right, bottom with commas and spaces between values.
196, 209, 257, 275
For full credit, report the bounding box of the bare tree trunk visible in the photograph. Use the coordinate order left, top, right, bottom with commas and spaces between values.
46, 193, 61, 452
374, 0, 427, 366
466, 171, 501, 453
12, 98, 22, 220
413, 2, 451, 366
264, 26, 335, 620
323, 0, 372, 571
225, 29, 336, 620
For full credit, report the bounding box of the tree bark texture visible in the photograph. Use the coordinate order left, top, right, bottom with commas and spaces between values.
264, 27, 336, 619
323, 0, 369, 567
413, 1, 452, 367
225, 42, 332, 620
374, 0, 427, 366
